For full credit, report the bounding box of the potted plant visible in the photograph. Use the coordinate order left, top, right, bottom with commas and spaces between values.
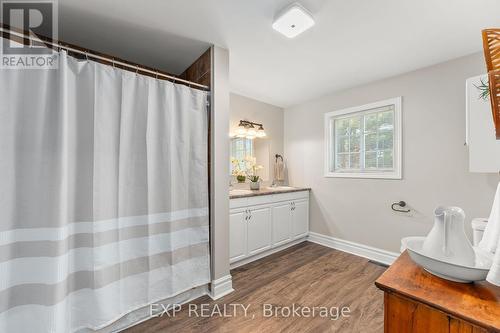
231, 158, 247, 183
231, 156, 263, 188
475, 77, 490, 101
236, 173, 246, 183
245, 157, 263, 190
248, 175, 260, 190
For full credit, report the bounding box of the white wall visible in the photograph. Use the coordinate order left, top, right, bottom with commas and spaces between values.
284, 52, 499, 253
230, 93, 284, 182
211, 46, 231, 281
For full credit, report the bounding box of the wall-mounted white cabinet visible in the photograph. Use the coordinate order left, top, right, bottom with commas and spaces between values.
466, 74, 500, 173
229, 190, 309, 266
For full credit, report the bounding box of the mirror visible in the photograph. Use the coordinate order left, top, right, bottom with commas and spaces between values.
230, 137, 270, 181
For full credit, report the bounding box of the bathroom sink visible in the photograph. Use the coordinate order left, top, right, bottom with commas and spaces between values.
229, 189, 254, 196
401, 237, 492, 283
265, 186, 296, 191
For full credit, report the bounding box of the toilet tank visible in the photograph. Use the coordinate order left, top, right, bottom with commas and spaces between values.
471, 218, 488, 246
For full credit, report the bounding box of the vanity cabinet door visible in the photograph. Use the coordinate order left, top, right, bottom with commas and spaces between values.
272, 202, 292, 246
291, 199, 309, 239
247, 206, 272, 256
229, 210, 247, 263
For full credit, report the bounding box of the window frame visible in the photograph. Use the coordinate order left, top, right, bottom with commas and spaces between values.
324, 97, 402, 179
230, 137, 254, 174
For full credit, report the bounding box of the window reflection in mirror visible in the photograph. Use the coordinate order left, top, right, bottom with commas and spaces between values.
231, 138, 253, 174
230, 137, 270, 182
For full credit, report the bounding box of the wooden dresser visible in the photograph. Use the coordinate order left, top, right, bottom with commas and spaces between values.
375, 251, 500, 332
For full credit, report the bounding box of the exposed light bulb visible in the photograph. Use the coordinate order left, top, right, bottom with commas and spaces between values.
256, 125, 267, 138
236, 123, 247, 137
246, 125, 257, 137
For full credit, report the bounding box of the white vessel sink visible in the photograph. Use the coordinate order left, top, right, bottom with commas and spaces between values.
229, 189, 253, 196
401, 237, 492, 283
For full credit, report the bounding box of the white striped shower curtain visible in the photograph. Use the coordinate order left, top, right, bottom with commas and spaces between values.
0, 51, 210, 332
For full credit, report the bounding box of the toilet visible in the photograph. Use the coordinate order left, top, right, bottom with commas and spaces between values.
471, 218, 488, 246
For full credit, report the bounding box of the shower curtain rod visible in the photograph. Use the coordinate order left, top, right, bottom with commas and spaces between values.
0, 26, 210, 90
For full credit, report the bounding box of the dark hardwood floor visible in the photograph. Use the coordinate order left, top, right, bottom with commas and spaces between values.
126, 242, 386, 333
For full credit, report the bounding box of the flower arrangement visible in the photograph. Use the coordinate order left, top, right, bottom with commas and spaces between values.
245, 157, 263, 182
248, 175, 260, 182
231, 156, 263, 187
231, 157, 246, 182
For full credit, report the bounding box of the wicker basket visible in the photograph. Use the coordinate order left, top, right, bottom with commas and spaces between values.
482, 29, 500, 139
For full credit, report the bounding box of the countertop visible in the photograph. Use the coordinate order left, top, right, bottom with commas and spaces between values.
375, 251, 500, 331
229, 186, 310, 199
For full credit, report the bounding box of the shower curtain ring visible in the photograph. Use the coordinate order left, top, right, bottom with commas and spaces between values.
155, 70, 158, 79
85, 51, 88, 61
135, 65, 139, 74
112, 58, 115, 68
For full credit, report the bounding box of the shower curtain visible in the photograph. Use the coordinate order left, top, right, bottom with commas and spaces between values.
0, 51, 210, 332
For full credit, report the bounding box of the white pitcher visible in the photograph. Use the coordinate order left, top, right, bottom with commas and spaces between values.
422, 206, 475, 267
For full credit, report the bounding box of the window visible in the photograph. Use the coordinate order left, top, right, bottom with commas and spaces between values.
230, 137, 253, 173
324, 97, 402, 179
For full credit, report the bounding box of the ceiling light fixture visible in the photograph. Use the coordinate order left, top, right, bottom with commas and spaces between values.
272, 3, 315, 39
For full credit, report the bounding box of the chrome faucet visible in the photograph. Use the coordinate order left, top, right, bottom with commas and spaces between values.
272, 154, 284, 187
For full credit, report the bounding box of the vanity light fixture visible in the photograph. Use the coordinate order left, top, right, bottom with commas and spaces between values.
246, 124, 257, 138
272, 3, 315, 39
256, 125, 267, 138
236, 122, 247, 138
234, 120, 267, 140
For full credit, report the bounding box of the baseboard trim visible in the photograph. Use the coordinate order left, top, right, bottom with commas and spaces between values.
208, 274, 234, 300
307, 232, 399, 266
229, 237, 307, 270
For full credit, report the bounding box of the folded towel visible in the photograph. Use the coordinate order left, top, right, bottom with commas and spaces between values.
480, 181, 500, 286
488, 252, 500, 286
479, 182, 500, 253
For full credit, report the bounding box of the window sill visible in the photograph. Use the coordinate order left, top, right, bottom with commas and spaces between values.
324, 172, 402, 180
